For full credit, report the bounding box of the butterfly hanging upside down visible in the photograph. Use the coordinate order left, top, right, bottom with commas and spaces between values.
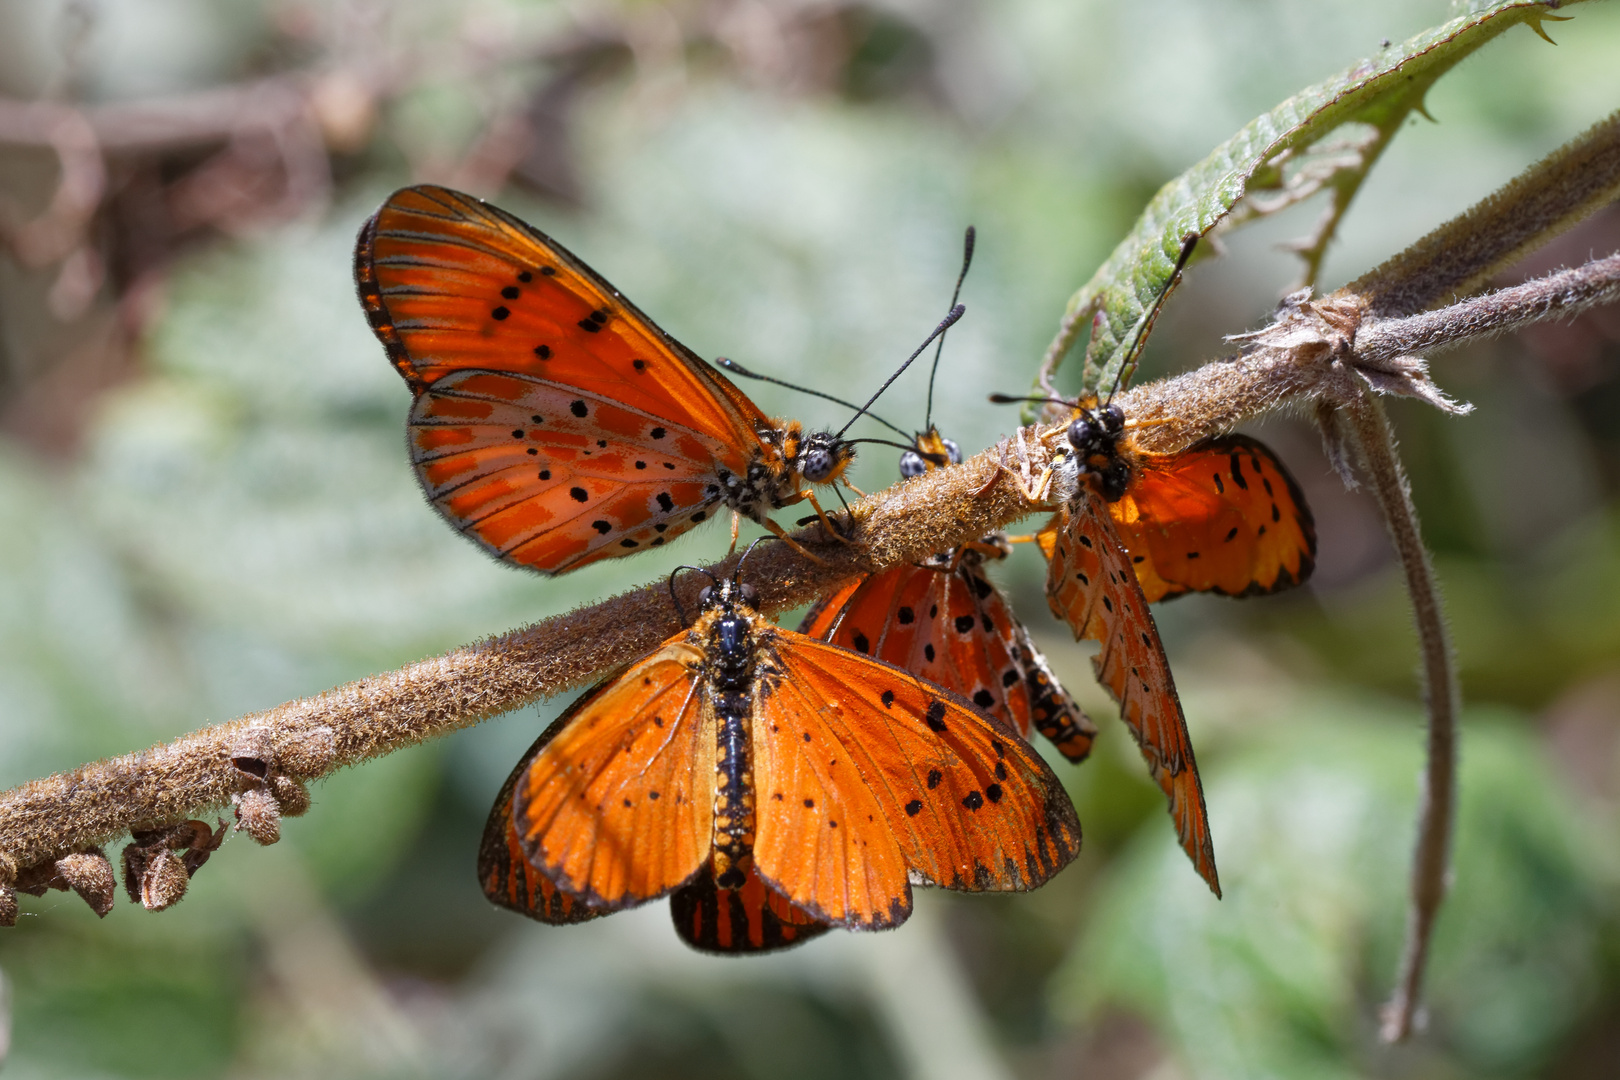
479, 562, 1082, 954
803, 427, 1099, 765
354, 184, 889, 574
1030, 394, 1317, 897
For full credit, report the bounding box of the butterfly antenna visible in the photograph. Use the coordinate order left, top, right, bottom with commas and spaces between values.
1102, 233, 1198, 406
733, 537, 775, 583
835, 303, 966, 440
988, 393, 1070, 408
715, 358, 911, 440
925, 225, 976, 434
669, 565, 720, 625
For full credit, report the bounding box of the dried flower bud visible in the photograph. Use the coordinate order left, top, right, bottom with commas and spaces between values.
0, 850, 15, 887
56, 851, 115, 917
234, 787, 281, 846
139, 850, 191, 911
270, 774, 311, 817
121, 841, 152, 905
1, 885, 17, 927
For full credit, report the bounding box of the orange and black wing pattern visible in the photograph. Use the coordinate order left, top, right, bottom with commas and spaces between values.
478, 730, 604, 926
669, 860, 830, 954
1113, 435, 1316, 602
801, 548, 1096, 763
1042, 495, 1219, 897
355, 184, 774, 573
750, 628, 1082, 928
508, 644, 716, 910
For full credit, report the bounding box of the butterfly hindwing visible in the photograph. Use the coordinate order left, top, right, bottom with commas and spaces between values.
1043, 496, 1220, 897
669, 861, 830, 954
1112, 435, 1317, 602
410, 370, 726, 571
357, 184, 774, 572
750, 630, 1082, 928
511, 646, 715, 910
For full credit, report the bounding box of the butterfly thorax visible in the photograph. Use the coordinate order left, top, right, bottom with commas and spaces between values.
695, 581, 764, 888
1063, 400, 1132, 502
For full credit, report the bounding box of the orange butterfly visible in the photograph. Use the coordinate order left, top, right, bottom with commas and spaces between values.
802, 428, 1098, 763
356, 185, 944, 573
1032, 395, 1316, 897
479, 565, 1082, 950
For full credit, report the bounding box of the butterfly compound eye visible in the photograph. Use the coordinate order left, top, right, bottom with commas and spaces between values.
943, 438, 962, 465
739, 583, 761, 609
698, 585, 714, 606
898, 449, 927, 478
1066, 417, 1097, 453
801, 447, 835, 483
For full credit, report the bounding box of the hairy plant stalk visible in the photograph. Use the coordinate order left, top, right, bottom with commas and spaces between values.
1350, 107, 1620, 316
1356, 253, 1620, 361
1340, 391, 1459, 1044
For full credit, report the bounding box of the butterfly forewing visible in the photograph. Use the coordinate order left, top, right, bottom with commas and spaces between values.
357, 184, 775, 572
750, 631, 1081, 927
1043, 496, 1220, 897
1112, 435, 1316, 602
511, 646, 715, 909
478, 737, 604, 925
669, 861, 830, 954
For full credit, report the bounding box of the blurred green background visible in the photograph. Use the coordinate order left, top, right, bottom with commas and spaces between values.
3, 0, 1620, 1077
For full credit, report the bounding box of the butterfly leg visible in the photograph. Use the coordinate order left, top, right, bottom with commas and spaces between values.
761, 517, 831, 565
995, 427, 1053, 504
840, 478, 868, 498
801, 489, 855, 546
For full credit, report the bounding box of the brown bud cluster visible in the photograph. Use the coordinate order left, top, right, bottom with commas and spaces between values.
14, 849, 117, 917
120, 820, 227, 912
227, 727, 312, 847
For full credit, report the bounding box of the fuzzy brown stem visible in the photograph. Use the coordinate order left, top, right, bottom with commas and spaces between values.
1357, 252, 1620, 362
0, 438, 1040, 870
1349, 107, 1620, 317
1342, 391, 1459, 1044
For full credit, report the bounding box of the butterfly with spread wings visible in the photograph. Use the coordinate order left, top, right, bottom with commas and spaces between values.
356, 185, 951, 573
479, 565, 1082, 952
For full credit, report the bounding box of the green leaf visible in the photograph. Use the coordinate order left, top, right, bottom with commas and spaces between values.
1041, 0, 1591, 399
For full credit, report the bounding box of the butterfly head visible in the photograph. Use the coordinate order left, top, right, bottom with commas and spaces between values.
795, 428, 857, 486
1064, 399, 1131, 502
696, 577, 762, 615
899, 426, 961, 478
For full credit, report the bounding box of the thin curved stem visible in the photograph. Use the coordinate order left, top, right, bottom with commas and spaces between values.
1342, 390, 1459, 1044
